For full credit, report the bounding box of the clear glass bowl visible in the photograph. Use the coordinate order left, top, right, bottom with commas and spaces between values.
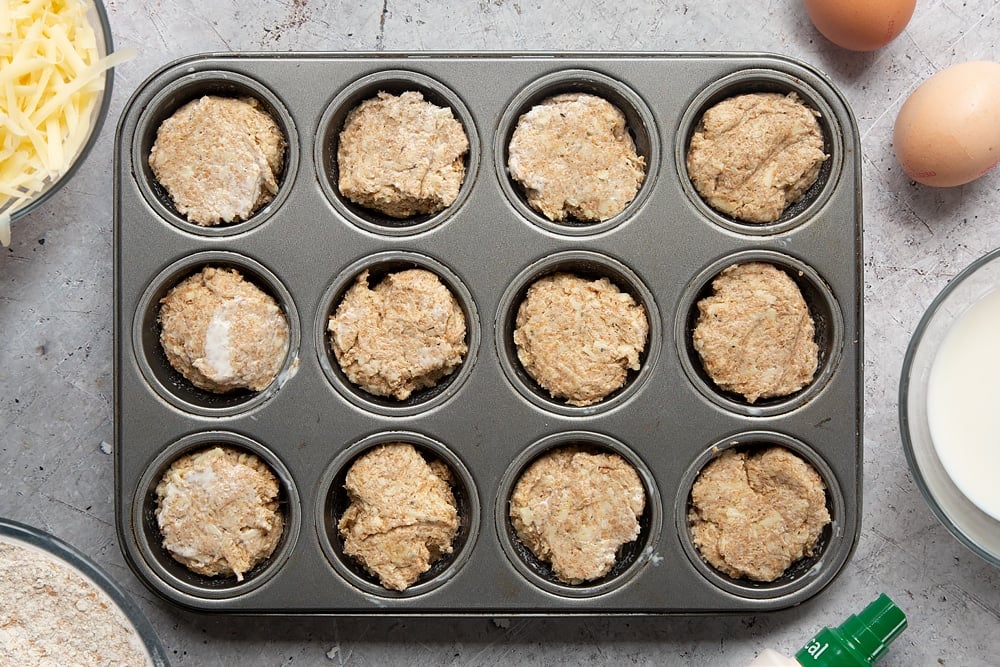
0, 517, 169, 665
899, 248, 1000, 566
0, 0, 114, 226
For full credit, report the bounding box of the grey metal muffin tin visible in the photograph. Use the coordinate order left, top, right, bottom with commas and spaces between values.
114, 53, 862, 615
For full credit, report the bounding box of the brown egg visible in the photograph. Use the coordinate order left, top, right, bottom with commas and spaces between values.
893, 62, 1000, 187
803, 0, 915, 51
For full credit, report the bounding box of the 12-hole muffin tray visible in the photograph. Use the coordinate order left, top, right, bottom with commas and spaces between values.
114, 53, 862, 614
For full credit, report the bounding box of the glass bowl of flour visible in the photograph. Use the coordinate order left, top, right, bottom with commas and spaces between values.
0, 518, 169, 665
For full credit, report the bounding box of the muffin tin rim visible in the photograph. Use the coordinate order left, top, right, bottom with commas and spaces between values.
675, 67, 845, 236
493, 68, 662, 237
313, 68, 482, 237
674, 248, 845, 417
314, 430, 483, 599
131, 250, 302, 418
314, 250, 482, 416
129, 430, 302, 601
494, 430, 663, 598
130, 69, 300, 237
115, 52, 862, 615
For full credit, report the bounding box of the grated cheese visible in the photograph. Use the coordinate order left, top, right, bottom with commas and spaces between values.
0, 0, 130, 246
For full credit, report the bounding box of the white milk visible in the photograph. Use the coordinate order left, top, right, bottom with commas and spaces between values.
926, 287, 1000, 521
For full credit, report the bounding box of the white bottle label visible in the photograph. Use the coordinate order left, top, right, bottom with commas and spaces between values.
745, 648, 801, 666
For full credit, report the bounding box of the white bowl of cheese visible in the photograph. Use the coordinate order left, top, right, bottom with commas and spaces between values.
0, 0, 124, 245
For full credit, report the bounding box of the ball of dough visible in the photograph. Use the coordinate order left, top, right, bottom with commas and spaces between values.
338, 443, 460, 591
686, 93, 827, 223
509, 447, 646, 584
158, 266, 290, 394
514, 272, 648, 406
149, 95, 286, 225
508, 93, 645, 222
337, 91, 469, 218
155, 446, 284, 580
688, 447, 830, 582
328, 268, 467, 400
692, 262, 818, 403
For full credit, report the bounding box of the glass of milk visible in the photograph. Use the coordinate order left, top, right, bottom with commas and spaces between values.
899, 248, 1000, 567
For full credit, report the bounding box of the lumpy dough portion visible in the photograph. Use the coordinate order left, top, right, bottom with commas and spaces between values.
508, 93, 646, 222
338, 444, 460, 591
509, 447, 646, 584
155, 447, 284, 581
513, 272, 648, 406
692, 262, 818, 403
337, 91, 469, 218
686, 92, 827, 223
328, 268, 467, 400
158, 266, 290, 393
149, 95, 286, 225
688, 447, 830, 582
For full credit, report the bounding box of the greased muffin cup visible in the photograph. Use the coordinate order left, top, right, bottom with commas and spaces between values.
130, 432, 301, 602
676, 431, 847, 601
115, 53, 862, 614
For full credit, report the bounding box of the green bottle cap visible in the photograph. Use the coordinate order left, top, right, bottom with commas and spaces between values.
794, 594, 907, 666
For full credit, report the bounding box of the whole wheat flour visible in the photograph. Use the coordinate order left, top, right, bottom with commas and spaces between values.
0, 537, 152, 666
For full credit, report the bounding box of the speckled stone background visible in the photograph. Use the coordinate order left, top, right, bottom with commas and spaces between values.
2, 1, 999, 665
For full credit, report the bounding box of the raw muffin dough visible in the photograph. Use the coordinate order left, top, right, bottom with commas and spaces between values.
155, 446, 284, 581
692, 262, 818, 403
509, 447, 646, 584
338, 443, 460, 591
158, 266, 290, 393
688, 447, 830, 582
513, 272, 648, 406
686, 92, 827, 223
508, 93, 646, 222
328, 268, 467, 400
337, 91, 469, 218
149, 95, 286, 225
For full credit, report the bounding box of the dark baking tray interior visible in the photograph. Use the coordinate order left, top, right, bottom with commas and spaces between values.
114, 52, 863, 615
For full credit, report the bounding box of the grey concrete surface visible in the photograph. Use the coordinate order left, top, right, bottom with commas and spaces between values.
2, 0, 999, 665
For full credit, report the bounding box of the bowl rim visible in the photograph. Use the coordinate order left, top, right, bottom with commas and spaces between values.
898, 247, 1000, 566
7, 0, 116, 224
0, 516, 171, 666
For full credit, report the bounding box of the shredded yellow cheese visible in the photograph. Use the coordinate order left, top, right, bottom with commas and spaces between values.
0, 0, 129, 245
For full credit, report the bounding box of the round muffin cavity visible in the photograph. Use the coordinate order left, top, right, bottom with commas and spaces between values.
154, 446, 284, 581
508, 93, 645, 223
158, 266, 290, 394
686, 92, 827, 224
337, 91, 469, 218
338, 443, 460, 591
328, 268, 467, 400
509, 447, 646, 584
687, 446, 830, 582
692, 262, 818, 403
148, 95, 286, 226
514, 272, 648, 406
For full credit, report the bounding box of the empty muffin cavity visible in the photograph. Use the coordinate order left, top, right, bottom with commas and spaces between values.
676, 251, 842, 417
316, 71, 479, 235
677, 433, 842, 599
496, 433, 660, 597
317, 252, 478, 416
496, 70, 658, 235
677, 69, 841, 235
132, 433, 299, 599
132, 252, 299, 417
497, 251, 659, 415
133, 71, 296, 235
318, 433, 480, 597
